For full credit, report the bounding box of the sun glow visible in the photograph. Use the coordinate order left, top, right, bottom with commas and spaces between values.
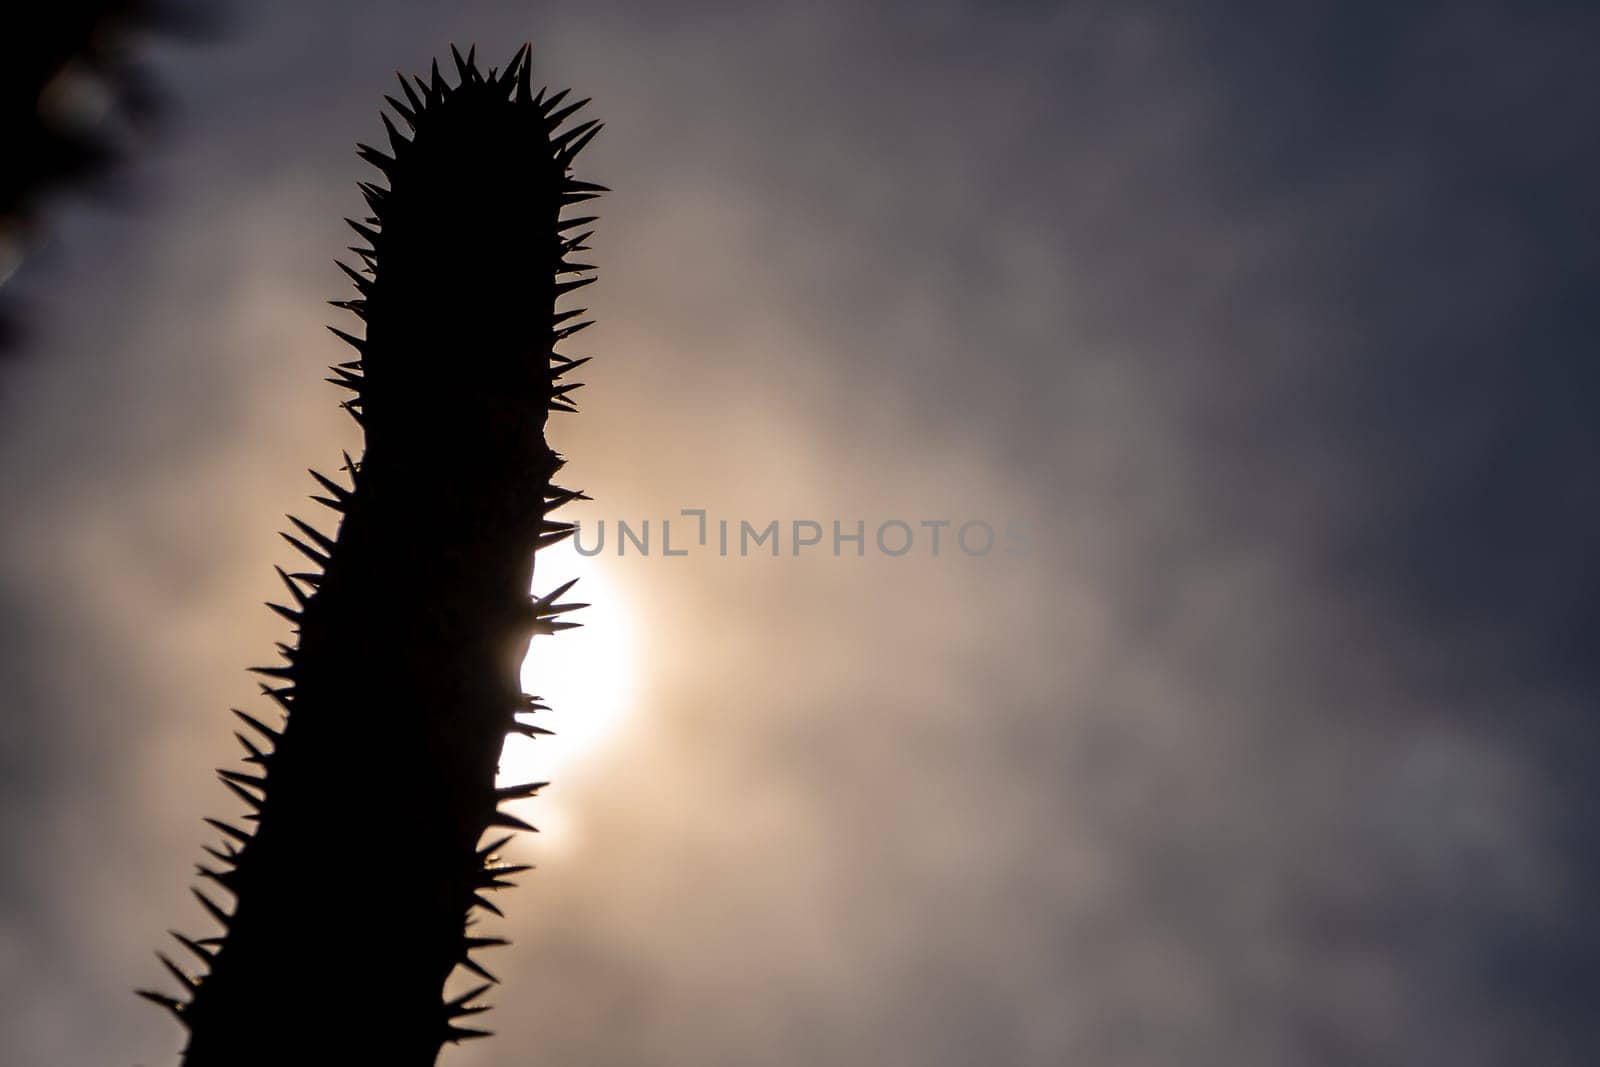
496, 547, 635, 800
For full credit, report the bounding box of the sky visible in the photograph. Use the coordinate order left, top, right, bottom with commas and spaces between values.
2, 2, 1598, 1064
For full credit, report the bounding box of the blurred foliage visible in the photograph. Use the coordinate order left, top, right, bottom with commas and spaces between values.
0, 0, 213, 350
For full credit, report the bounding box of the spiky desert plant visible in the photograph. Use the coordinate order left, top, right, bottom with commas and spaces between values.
140, 43, 603, 1065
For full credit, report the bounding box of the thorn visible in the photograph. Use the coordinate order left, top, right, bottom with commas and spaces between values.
192, 888, 231, 928
550, 118, 601, 147
444, 1024, 494, 1043
524, 572, 582, 614
355, 143, 396, 174
201, 843, 237, 865
488, 810, 538, 833
218, 766, 268, 790
545, 98, 591, 128
274, 566, 310, 608
539, 598, 589, 618
195, 861, 228, 885
480, 861, 533, 885
136, 989, 186, 1019
513, 45, 533, 103
551, 356, 593, 378
217, 776, 263, 811
496, 780, 549, 801
263, 602, 301, 626
535, 527, 576, 550
230, 709, 281, 743
383, 95, 416, 128
259, 684, 295, 711
334, 261, 374, 295
446, 982, 494, 1012
308, 468, 352, 504
359, 177, 389, 209
456, 956, 498, 984
334, 262, 374, 300
554, 277, 597, 299
380, 113, 410, 157
288, 515, 336, 553
398, 71, 424, 114
476, 834, 514, 861
487, 862, 534, 878
533, 577, 579, 605
543, 487, 591, 510
539, 88, 570, 115
204, 817, 252, 846
555, 122, 603, 161
326, 325, 366, 352
345, 217, 381, 246
156, 952, 200, 994
170, 930, 215, 965
234, 730, 268, 764
280, 532, 330, 568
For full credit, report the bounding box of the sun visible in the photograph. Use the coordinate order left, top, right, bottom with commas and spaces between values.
496, 544, 635, 797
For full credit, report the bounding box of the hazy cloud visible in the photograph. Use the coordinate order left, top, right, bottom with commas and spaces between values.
3, 3, 1596, 1065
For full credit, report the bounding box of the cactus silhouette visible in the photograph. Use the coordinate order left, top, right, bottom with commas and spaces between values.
140, 43, 603, 1064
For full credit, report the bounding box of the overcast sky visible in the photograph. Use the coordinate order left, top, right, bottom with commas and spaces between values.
3, 3, 1598, 1065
